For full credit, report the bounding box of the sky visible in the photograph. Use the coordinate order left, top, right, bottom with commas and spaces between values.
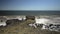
0, 0, 60, 10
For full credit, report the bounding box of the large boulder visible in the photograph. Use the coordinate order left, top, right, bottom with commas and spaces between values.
6, 19, 21, 26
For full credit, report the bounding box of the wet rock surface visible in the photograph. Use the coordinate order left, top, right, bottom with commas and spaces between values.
0, 19, 60, 34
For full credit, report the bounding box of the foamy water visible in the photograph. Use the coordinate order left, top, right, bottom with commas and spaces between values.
0, 22, 6, 26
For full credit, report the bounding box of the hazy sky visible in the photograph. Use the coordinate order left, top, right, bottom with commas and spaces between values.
0, 0, 60, 10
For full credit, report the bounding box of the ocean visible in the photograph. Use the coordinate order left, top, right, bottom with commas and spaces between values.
0, 10, 60, 16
